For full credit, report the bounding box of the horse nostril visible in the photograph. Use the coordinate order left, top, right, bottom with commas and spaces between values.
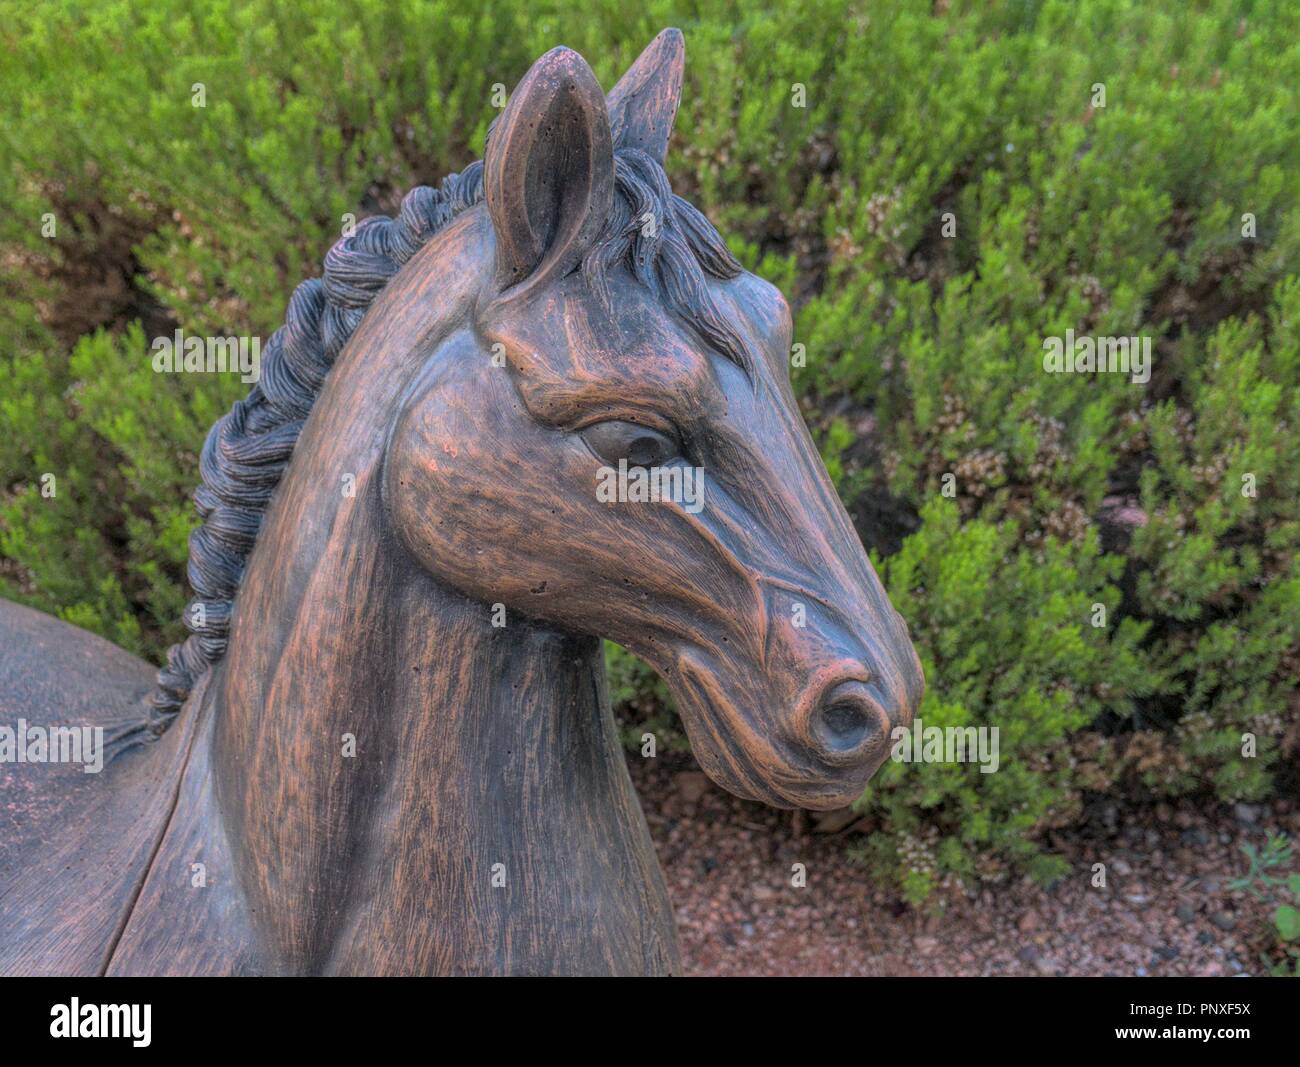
812, 680, 889, 762
821, 699, 871, 750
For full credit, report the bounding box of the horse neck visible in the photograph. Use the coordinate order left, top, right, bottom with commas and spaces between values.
203, 213, 632, 971
212, 513, 612, 970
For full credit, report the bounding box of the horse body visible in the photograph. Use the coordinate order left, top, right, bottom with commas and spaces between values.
5, 209, 679, 976
0, 31, 923, 976
0, 601, 192, 974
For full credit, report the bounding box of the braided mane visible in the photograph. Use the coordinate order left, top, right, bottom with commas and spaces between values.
147, 149, 742, 734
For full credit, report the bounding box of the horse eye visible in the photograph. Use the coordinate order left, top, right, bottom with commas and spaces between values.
581, 420, 680, 468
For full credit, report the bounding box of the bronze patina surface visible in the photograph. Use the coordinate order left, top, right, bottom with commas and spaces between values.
0, 31, 922, 976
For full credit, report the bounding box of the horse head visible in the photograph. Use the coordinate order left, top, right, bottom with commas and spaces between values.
383, 33, 924, 811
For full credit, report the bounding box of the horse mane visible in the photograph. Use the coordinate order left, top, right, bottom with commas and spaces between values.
146, 148, 743, 734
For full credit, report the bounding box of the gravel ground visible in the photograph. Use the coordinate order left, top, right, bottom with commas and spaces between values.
627, 752, 1298, 977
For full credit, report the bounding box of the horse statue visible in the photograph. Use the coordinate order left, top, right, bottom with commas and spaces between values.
0, 30, 923, 976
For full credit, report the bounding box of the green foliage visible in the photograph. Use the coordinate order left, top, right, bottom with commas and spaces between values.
2, 0, 1297, 904
1229, 834, 1300, 976
852, 500, 1153, 903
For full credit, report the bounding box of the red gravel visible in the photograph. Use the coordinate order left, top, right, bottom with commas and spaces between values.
627, 752, 1298, 977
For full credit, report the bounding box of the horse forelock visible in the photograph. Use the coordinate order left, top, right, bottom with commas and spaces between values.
148, 150, 746, 733
583, 149, 749, 377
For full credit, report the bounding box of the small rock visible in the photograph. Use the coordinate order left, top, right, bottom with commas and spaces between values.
1112, 857, 1133, 876
752, 884, 776, 902
1233, 803, 1261, 825
1018, 910, 1040, 934
1210, 912, 1236, 932
1035, 956, 1058, 976
1017, 945, 1041, 965
812, 806, 860, 833
1175, 904, 1197, 923
674, 771, 711, 804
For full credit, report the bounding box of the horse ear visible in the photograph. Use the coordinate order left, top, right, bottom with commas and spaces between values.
606, 28, 685, 162
485, 47, 614, 297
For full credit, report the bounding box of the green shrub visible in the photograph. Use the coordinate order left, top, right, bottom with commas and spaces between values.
1, 0, 1296, 905
852, 499, 1152, 904
1229, 834, 1300, 976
